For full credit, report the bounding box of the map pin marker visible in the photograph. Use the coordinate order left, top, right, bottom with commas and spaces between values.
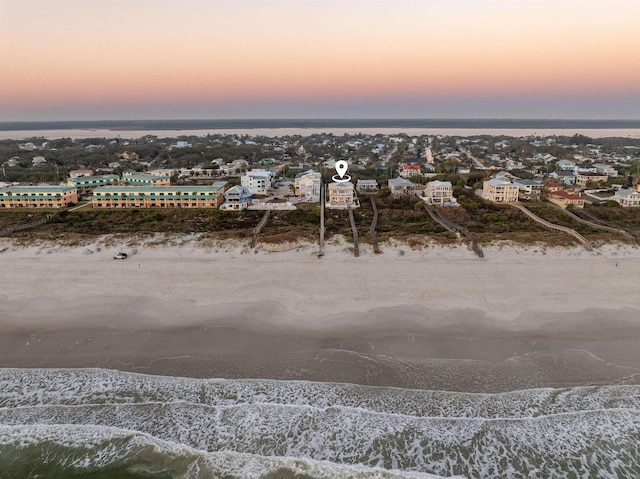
335, 160, 348, 179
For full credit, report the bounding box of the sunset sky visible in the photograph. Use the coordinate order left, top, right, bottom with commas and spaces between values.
1, 0, 639, 120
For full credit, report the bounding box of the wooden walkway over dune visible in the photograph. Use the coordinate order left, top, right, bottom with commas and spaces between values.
565, 207, 636, 244
509, 203, 592, 250
422, 202, 484, 258
0, 215, 54, 237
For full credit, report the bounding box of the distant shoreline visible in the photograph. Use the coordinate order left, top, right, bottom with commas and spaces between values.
2, 118, 640, 131
2, 124, 640, 141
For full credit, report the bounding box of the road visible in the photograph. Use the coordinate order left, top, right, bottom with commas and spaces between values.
381, 146, 398, 168
459, 147, 487, 170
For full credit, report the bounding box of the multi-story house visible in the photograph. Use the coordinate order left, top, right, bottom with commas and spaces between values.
327, 181, 357, 208
294, 170, 322, 201
424, 181, 457, 205
241, 169, 273, 195
482, 178, 519, 203
220, 185, 253, 210
548, 190, 585, 209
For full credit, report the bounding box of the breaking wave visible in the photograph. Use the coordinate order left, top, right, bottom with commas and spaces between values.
1, 368, 639, 478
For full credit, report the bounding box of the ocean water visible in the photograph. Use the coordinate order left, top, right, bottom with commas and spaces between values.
0, 369, 639, 479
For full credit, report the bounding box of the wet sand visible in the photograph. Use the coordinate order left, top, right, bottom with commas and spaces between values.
1, 236, 640, 392
1, 312, 640, 393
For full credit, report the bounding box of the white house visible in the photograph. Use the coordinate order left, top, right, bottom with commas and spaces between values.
294, 169, 322, 201
241, 169, 273, 195
612, 188, 640, 207
482, 177, 519, 203
424, 181, 457, 206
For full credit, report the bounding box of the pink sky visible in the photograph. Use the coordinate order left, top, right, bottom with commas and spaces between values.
1, 0, 639, 120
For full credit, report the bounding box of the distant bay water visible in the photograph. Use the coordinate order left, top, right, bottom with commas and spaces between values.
1, 119, 640, 140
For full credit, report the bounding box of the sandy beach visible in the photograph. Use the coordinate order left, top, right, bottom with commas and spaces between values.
2, 234, 640, 392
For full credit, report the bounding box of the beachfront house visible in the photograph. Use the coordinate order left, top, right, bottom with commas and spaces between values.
327, 181, 358, 209
294, 169, 322, 201
241, 169, 273, 195
423, 181, 457, 206
482, 177, 519, 203
548, 190, 585, 209
612, 188, 640, 207
356, 179, 379, 194
220, 185, 253, 210
388, 177, 415, 198
0, 185, 79, 209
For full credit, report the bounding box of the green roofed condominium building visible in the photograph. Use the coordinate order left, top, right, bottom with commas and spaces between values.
121, 173, 171, 186
67, 175, 120, 191
91, 182, 228, 208
0, 185, 79, 208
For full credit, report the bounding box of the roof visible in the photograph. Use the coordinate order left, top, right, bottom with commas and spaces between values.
357, 179, 378, 185
0, 185, 76, 193
514, 179, 542, 186
486, 178, 517, 187
124, 174, 171, 181
328, 181, 354, 189
224, 185, 251, 195
551, 190, 583, 200
93, 183, 227, 193
68, 175, 119, 183
399, 164, 421, 170
615, 189, 640, 198
388, 177, 415, 188
427, 180, 452, 187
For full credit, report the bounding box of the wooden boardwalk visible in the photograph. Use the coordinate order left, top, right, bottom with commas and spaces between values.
347, 206, 359, 257
368, 195, 381, 254
318, 178, 325, 257
250, 210, 270, 248
510, 203, 592, 250
0, 215, 54, 236
568, 207, 636, 244
423, 202, 484, 258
